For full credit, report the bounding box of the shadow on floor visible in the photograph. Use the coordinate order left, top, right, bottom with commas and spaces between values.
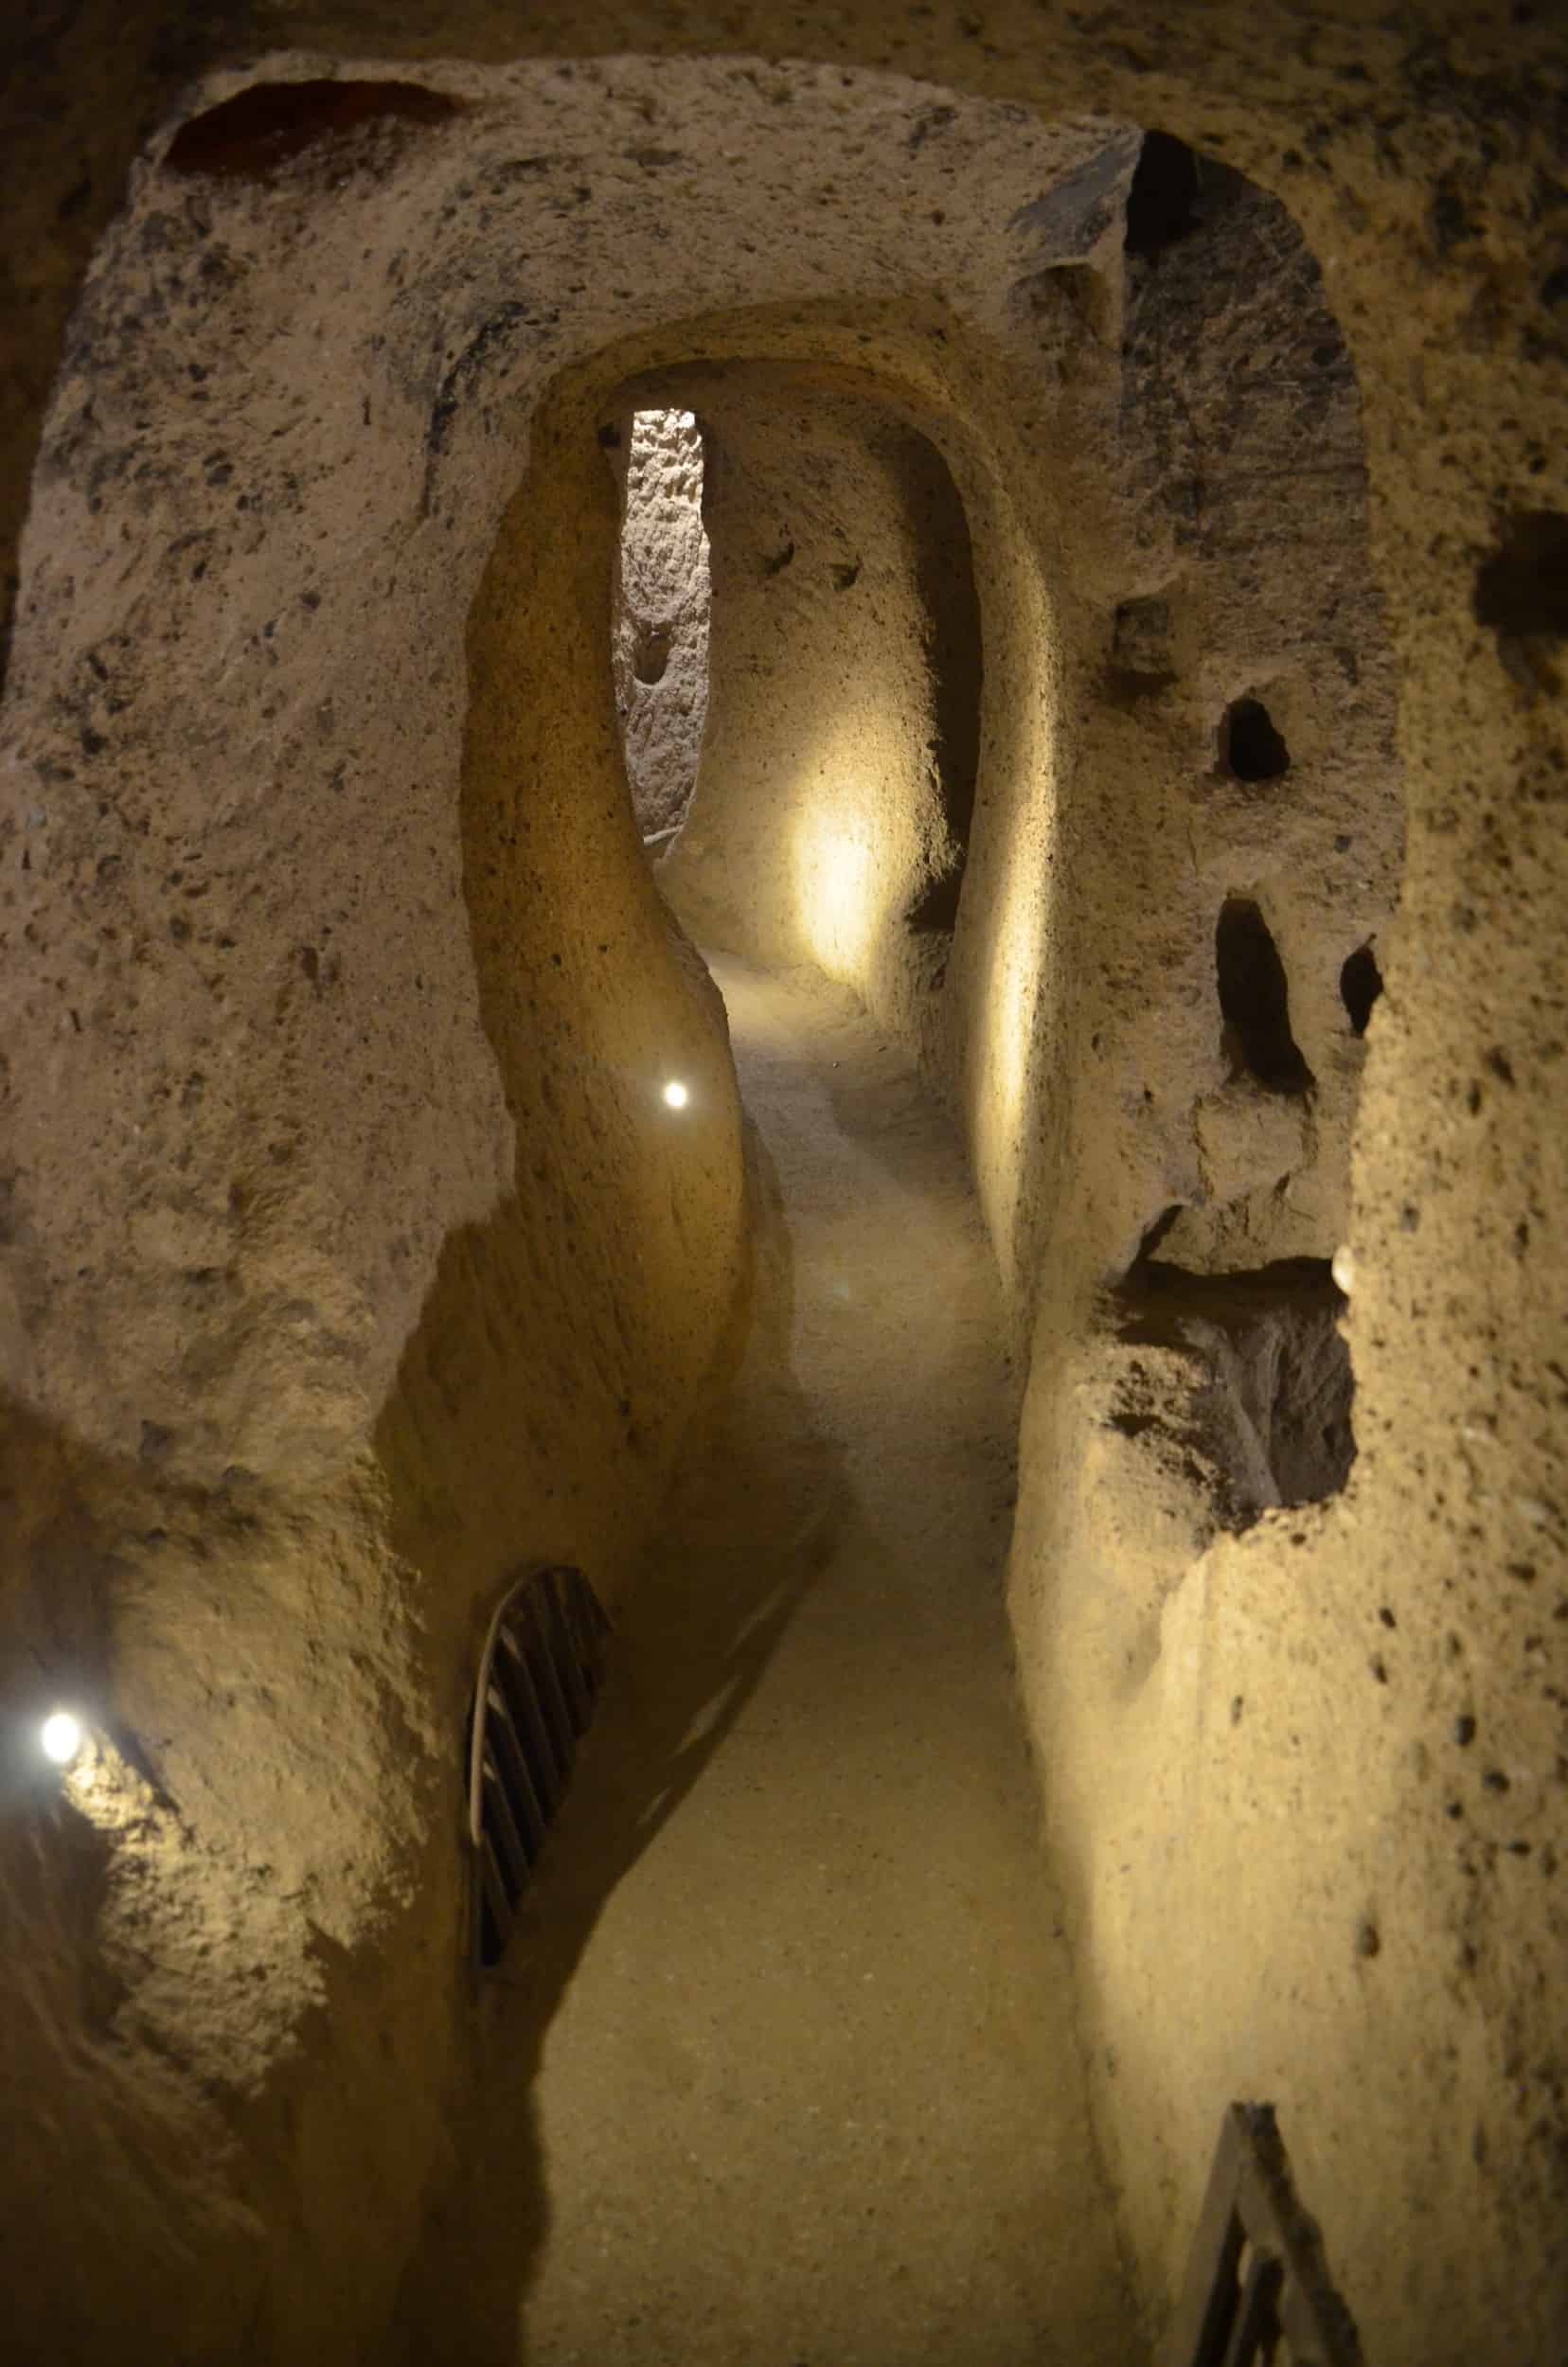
388, 1117, 850, 2365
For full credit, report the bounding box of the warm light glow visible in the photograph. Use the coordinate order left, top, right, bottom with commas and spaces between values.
790, 801, 885, 984
662, 1078, 690, 1110
986, 876, 1042, 1141
784, 718, 927, 990
41, 1710, 83, 1766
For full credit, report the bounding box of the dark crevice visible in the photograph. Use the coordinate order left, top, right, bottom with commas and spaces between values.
1217, 898, 1313, 1094
1221, 694, 1290, 782
1473, 509, 1568, 693
1473, 509, 1568, 639
164, 80, 462, 180
1135, 1203, 1186, 1262
633, 625, 670, 685
1340, 942, 1383, 1036
1125, 131, 1201, 260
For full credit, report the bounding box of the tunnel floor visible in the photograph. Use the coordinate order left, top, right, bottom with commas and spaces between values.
400, 956, 1134, 2364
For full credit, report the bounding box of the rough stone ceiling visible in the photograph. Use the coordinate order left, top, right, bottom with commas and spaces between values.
8, 56, 1145, 1477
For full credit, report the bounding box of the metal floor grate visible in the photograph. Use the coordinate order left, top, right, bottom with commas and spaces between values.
467, 1564, 610, 1970
1165, 2104, 1364, 2367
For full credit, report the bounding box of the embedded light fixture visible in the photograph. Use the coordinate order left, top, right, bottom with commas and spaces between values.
40, 1710, 83, 1767
662, 1078, 690, 1110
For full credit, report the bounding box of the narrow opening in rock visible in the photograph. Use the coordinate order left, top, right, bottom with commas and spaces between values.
1220, 694, 1290, 782
1125, 130, 1200, 259
163, 80, 462, 179
1216, 897, 1313, 1093
1340, 942, 1383, 1036
613, 408, 711, 848
1472, 508, 1568, 640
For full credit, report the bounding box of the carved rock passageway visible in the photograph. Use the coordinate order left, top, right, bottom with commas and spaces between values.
3, 17, 1565, 2361
399, 954, 1133, 2365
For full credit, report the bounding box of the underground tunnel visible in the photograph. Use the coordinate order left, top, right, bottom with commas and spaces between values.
0, 16, 1563, 2367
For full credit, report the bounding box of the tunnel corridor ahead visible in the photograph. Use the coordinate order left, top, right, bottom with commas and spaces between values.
3, 30, 1560, 2361
397, 954, 1134, 2364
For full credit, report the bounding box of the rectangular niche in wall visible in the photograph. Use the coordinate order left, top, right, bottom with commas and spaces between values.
614, 407, 711, 846
468, 1565, 611, 1970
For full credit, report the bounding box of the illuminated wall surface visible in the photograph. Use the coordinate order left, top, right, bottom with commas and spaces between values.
613, 407, 712, 844
0, 18, 1563, 2367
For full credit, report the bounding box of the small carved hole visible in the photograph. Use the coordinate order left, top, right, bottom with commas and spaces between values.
1221, 695, 1290, 783
633, 625, 670, 685
1340, 943, 1382, 1036
1125, 131, 1200, 259
1217, 898, 1313, 1094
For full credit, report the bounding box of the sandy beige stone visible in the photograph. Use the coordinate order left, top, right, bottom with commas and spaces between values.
612, 404, 711, 841
0, 11, 1561, 2366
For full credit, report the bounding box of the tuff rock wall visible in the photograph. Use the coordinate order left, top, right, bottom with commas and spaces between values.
612, 404, 711, 844
0, 9, 1563, 2366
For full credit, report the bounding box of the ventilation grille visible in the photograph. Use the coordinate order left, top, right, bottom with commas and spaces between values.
1165, 2105, 1363, 2367
468, 1565, 610, 1970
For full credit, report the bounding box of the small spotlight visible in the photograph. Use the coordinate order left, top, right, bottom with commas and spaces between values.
662, 1079, 689, 1111
41, 1710, 83, 1767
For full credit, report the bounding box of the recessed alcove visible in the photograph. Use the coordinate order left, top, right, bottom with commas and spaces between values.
1340, 941, 1383, 1036
162, 78, 463, 178
1216, 896, 1314, 1093
1220, 692, 1291, 782
1124, 129, 1200, 259
1113, 1255, 1356, 1524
